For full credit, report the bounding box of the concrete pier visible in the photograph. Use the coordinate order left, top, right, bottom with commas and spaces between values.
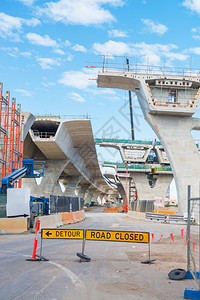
98, 65, 200, 218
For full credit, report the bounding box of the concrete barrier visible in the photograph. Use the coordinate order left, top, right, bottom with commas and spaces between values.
33, 210, 85, 232
82, 210, 85, 220
0, 218, 28, 234
61, 212, 74, 225
55, 213, 63, 227
127, 211, 145, 220
33, 215, 57, 232
73, 211, 81, 222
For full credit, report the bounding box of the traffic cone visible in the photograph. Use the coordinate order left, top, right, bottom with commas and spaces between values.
26, 220, 48, 261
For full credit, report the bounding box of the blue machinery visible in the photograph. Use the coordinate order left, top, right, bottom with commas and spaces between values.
1, 159, 44, 194
0, 159, 49, 221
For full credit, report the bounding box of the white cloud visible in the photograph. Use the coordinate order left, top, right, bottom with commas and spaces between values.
186, 47, 200, 55
191, 27, 200, 39
108, 29, 127, 38
93, 40, 131, 56
53, 48, 65, 55
42, 81, 56, 87
14, 89, 32, 97
65, 40, 71, 47
26, 33, 58, 47
37, 57, 60, 69
0, 46, 19, 57
18, 0, 35, 5
25, 18, 41, 27
192, 35, 200, 40
72, 44, 87, 53
38, 0, 125, 26
20, 51, 32, 57
93, 40, 188, 65
0, 13, 23, 40
0, 13, 40, 40
58, 69, 97, 89
70, 92, 85, 103
141, 19, 168, 35
182, 0, 200, 14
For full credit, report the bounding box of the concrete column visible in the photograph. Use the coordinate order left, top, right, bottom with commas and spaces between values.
91, 191, 100, 203
53, 181, 64, 196
146, 115, 200, 216
118, 176, 131, 205
63, 176, 82, 196
77, 184, 90, 199
131, 173, 173, 205
85, 188, 96, 204
97, 193, 106, 205
22, 159, 69, 197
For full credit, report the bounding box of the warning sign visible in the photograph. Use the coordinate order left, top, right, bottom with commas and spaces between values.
42, 229, 84, 239
85, 230, 149, 243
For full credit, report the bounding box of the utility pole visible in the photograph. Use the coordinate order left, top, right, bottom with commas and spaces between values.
126, 58, 135, 140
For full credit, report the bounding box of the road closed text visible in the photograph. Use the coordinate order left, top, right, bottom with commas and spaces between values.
85, 230, 149, 243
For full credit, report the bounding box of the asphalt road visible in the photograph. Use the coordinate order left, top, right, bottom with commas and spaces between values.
0, 207, 198, 300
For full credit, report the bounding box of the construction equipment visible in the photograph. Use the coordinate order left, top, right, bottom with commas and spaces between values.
0, 159, 44, 194
30, 196, 50, 217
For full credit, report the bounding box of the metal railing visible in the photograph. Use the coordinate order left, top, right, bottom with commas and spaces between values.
93, 55, 200, 78
94, 138, 161, 145
103, 161, 152, 170
32, 130, 56, 138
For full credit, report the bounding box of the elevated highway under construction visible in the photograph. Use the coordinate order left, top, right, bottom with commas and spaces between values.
22, 117, 112, 203
97, 58, 200, 222
95, 138, 173, 212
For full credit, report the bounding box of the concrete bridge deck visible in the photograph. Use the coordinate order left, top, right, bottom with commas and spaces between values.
23, 117, 111, 201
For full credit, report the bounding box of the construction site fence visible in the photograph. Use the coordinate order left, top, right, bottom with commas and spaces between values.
50, 196, 84, 214
130, 200, 154, 213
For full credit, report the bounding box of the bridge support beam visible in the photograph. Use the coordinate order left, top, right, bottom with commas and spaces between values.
132, 172, 172, 206
77, 184, 90, 199
84, 188, 96, 204
118, 176, 131, 206
147, 115, 200, 217
22, 159, 69, 197
63, 176, 82, 196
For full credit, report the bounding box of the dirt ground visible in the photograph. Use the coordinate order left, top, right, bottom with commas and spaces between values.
66, 232, 200, 300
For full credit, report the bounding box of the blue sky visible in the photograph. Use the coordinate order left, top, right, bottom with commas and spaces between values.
1, 0, 200, 164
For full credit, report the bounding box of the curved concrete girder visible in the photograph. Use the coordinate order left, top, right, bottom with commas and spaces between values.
98, 74, 149, 116
30, 118, 108, 194
23, 133, 46, 159
21, 112, 35, 140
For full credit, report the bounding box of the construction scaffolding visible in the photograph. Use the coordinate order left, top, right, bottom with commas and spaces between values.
0, 83, 23, 186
